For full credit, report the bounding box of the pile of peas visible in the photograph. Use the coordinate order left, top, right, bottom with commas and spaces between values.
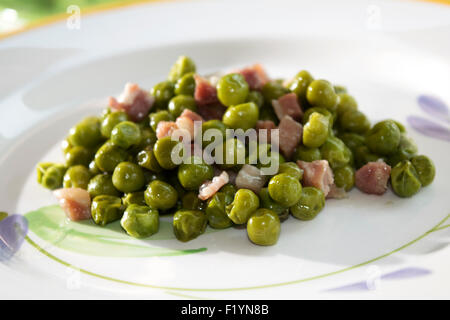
36, 56, 435, 246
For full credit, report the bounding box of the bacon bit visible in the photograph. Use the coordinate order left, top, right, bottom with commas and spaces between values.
278, 116, 303, 159
272, 93, 303, 121
108, 83, 154, 122
198, 171, 229, 201
54, 188, 91, 221
156, 121, 178, 140
326, 184, 348, 199
235, 165, 267, 194
236, 64, 269, 91
194, 75, 218, 106
256, 120, 277, 143
297, 160, 334, 197
179, 109, 204, 123
197, 104, 226, 121
355, 161, 391, 195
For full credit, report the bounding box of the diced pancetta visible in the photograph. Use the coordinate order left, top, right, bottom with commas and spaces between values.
53, 188, 91, 221
297, 160, 334, 197
194, 75, 218, 106
326, 184, 348, 199
108, 83, 154, 122
235, 64, 269, 91
156, 121, 178, 140
256, 120, 277, 143
197, 104, 226, 121
198, 171, 229, 200
272, 93, 303, 121
355, 161, 391, 195
235, 164, 267, 194
278, 116, 302, 159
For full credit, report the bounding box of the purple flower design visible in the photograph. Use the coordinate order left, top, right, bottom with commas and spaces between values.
0, 214, 28, 262
407, 95, 450, 142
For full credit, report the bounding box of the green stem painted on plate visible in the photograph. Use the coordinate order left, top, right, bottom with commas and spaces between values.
25, 213, 449, 292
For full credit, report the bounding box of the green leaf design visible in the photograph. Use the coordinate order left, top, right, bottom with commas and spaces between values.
25, 205, 207, 257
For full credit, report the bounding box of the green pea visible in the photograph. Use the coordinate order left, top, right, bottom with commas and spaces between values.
220, 184, 237, 203
217, 73, 249, 107
101, 111, 129, 138
261, 81, 289, 103
246, 90, 264, 108
320, 136, 352, 169
133, 128, 157, 151
302, 107, 335, 128
334, 85, 347, 94
390, 160, 422, 197
338, 132, 366, 153
268, 173, 302, 207
290, 187, 325, 220
206, 192, 233, 229
410, 155, 435, 187
257, 151, 285, 170
354, 146, 381, 169
292, 145, 322, 162
259, 104, 279, 124
181, 192, 205, 211
338, 110, 371, 134
226, 189, 260, 224
149, 110, 175, 132
122, 191, 146, 207
63, 165, 91, 189
68, 116, 104, 148
88, 160, 100, 175
202, 119, 227, 148
168, 95, 197, 117
222, 102, 259, 131
91, 195, 124, 226
145, 180, 178, 210
64, 146, 92, 167
143, 170, 167, 185
0, 212, 7, 221
259, 188, 288, 216
386, 134, 418, 167
306, 79, 338, 111
247, 209, 280, 246
336, 93, 358, 117
61, 137, 72, 155
303, 112, 329, 148
174, 72, 196, 96
121, 204, 159, 238
150, 81, 175, 110
94, 141, 129, 173
366, 120, 401, 155
87, 173, 120, 198
390, 119, 406, 133
153, 136, 184, 170
289, 70, 314, 106
178, 156, 214, 190
278, 162, 303, 180
38, 163, 66, 190
173, 209, 207, 242
137, 149, 162, 172
333, 165, 355, 191
112, 162, 145, 193
168, 56, 196, 82
111, 121, 142, 149
218, 138, 246, 169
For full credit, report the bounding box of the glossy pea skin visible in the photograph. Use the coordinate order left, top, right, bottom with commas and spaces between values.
289, 70, 314, 105
366, 120, 401, 155
222, 102, 259, 131
88, 160, 100, 175
149, 110, 175, 132
132, 128, 157, 152
268, 173, 302, 207
65, 146, 92, 167
320, 136, 352, 169
178, 156, 214, 191
168, 56, 196, 82
259, 188, 288, 216
91, 195, 124, 226
68, 116, 104, 148
121, 204, 159, 238
94, 141, 129, 173
63, 165, 91, 189
290, 187, 325, 220
337, 132, 366, 153
333, 165, 355, 191
302, 107, 335, 127
246, 91, 264, 108
306, 79, 338, 111
168, 95, 197, 117
174, 72, 196, 96
292, 145, 322, 162
226, 189, 260, 224
110, 121, 142, 149
247, 209, 280, 246
410, 155, 435, 187
220, 184, 237, 203
153, 136, 183, 170
206, 192, 233, 229
61, 137, 72, 155
181, 192, 205, 211
217, 73, 249, 107
390, 160, 422, 198
145, 180, 178, 210
387, 134, 418, 167
173, 210, 207, 242
122, 191, 146, 207
336, 93, 358, 117
101, 111, 129, 138
278, 162, 303, 180
112, 162, 145, 193
303, 112, 330, 148
87, 173, 120, 198
150, 81, 175, 110
338, 110, 371, 134
137, 149, 162, 172
261, 81, 289, 103
37, 163, 66, 190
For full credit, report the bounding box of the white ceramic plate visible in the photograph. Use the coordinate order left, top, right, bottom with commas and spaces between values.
0, 0, 449, 299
